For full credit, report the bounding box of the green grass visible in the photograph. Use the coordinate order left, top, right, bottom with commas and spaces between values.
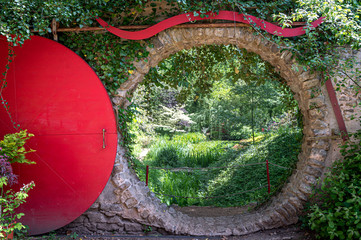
133, 128, 302, 207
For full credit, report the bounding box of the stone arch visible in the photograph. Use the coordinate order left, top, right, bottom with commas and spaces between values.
67, 27, 338, 236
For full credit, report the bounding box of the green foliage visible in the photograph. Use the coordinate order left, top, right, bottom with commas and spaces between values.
153, 145, 180, 168
1, 0, 360, 160
0, 180, 35, 238
1, 2, 361, 234
59, 33, 150, 95
0, 1, 149, 44
0, 131, 35, 238
273, 0, 361, 90
135, 44, 297, 143
143, 136, 227, 168
204, 128, 302, 207
143, 44, 283, 102
135, 127, 302, 207
304, 127, 361, 239
173, 132, 206, 144
0, 130, 35, 164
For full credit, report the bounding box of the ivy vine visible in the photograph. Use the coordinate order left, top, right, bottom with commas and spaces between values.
0, 0, 360, 146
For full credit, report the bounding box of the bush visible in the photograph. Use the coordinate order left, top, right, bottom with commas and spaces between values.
0, 130, 35, 238
305, 129, 361, 239
229, 126, 253, 140
153, 146, 180, 168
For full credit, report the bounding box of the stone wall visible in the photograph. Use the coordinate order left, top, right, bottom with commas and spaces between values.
62, 26, 361, 236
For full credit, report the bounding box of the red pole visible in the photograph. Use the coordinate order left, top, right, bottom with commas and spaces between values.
146, 165, 149, 186
266, 160, 270, 194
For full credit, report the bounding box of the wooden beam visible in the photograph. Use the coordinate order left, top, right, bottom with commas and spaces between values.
30, 21, 307, 33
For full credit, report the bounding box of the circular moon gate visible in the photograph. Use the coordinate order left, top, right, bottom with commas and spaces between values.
64, 27, 337, 237
0, 36, 117, 235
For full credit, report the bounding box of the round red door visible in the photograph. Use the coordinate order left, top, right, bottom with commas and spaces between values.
0, 36, 118, 235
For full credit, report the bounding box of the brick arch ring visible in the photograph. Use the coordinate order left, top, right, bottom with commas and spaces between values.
70, 27, 337, 236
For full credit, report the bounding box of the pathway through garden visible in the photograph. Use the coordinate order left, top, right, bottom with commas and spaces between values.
32, 224, 315, 239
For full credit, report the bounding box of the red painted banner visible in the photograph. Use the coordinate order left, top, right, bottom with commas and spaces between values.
96, 11, 325, 40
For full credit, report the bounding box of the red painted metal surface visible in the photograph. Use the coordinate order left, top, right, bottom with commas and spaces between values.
96, 11, 325, 40
325, 78, 348, 140
0, 36, 117, 235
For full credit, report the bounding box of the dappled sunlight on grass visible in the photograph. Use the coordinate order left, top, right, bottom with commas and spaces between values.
132, 128, 302, 207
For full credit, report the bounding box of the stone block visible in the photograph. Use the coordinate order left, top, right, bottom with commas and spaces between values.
116, 180, 131, 193
302, 174, 317, 185
133, 60, 150, 74
298, 71, 315, 82
168, 29, 183, 43
113, 163, 124, 173
308, 158, 326, 168
282, 201, 297, 216
259, 214, 273, 228
304, 165, 322, 177
308, 96, 326, 109
97, 223, 122, 232
152, 37, 164, 50
303, 79, 320, 89
70, 215, 86, 224
312, 128, 331, 136
298, 182, 313, 196
108, 216, 123, 225
310, 119, 328, 129
280, 50, 293, 63
310, 148, 327, 160
226, 27, 236, 39
125, 197, 139, 208
289, 84, 301, 94
308, 108, 325, 119
275, 207, 291, 222
214, 28, 224, 37
292, 188, 308, 202
100, 202, 123, 213
124, 222, 143, 232
310, 140, 330, 150
86, 212, 106, 223
140, 209, 150, 219
122, 207, 142, 221
89, 202, 100, 210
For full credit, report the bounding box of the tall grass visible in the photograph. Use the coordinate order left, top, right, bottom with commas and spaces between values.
143, 135, 232, 168
134, 128, 302, 207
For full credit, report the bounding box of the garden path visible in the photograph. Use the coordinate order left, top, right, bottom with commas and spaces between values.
31, 224, 315, 239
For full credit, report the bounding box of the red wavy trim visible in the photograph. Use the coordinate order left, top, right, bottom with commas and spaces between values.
96, 11, 325, 40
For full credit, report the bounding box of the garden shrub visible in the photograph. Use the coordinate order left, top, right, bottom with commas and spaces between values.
229, 125, 253, 140
153, 146, 180, 168
305, 129, 361, 239
0, 130, 35, 237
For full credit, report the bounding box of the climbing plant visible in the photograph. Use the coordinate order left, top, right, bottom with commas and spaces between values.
1, 1, 361, 236
0, 0, 359, 154
143, 44, 284, 101
0, 0, 360, 156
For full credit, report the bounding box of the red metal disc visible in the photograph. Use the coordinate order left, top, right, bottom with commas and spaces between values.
0, 36, 117, 235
